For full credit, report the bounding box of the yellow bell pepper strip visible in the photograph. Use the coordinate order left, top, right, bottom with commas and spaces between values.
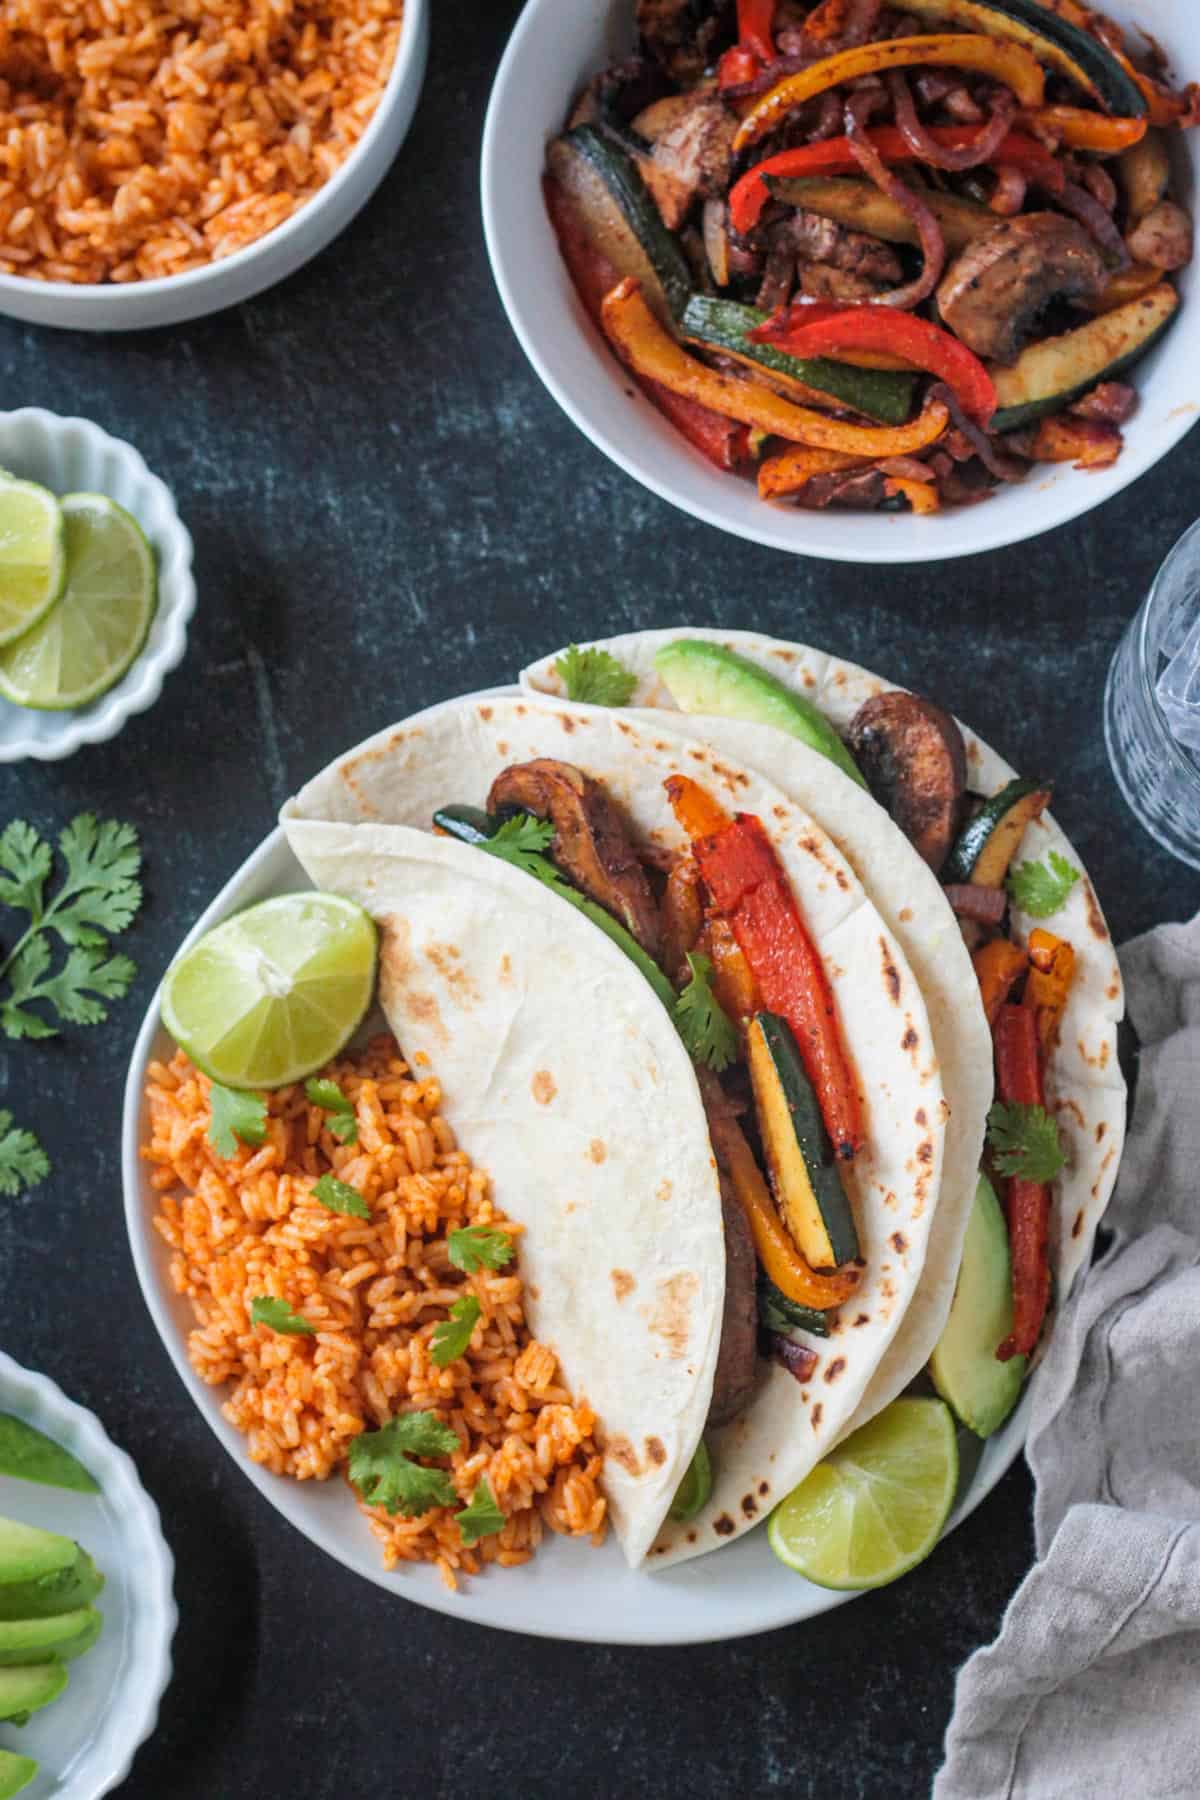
733, 35, 1047, 154
885, 475, 940, 514
664, 773, 734, 841
601, 279, 951, 458
758, 446, 868, 501
706, 1103, 862, 1309
698, 916, 760, 1029
972, 936, 1029, 1029
1023, 927, 1076, 1056
1025, 106, 1146, 151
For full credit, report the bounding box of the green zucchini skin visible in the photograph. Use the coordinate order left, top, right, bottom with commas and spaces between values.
758, 1276, 831, 1339
749, 1012, 860, 1270
681, 295, 917, 427
899, 0, 1146, 115
432, 805, 494, 845
991, 284, 1179, 432
766, 176, 994, 254
547, 126, 693, 325
942, 778, 1042, 884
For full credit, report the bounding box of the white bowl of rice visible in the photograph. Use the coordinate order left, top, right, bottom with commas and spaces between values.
0, 0, 429, 332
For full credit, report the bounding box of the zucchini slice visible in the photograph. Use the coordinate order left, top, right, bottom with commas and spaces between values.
943, 778, 1051, 886
747, 1012, 860, 1271
546, 127, 693, 326
991, 282, 1178, 432
766, 176, 995, 255
758, 1275, 831, 1339
897, 0, 1146, 115
1118, 129, 1171, 225
681, 295, 917, 426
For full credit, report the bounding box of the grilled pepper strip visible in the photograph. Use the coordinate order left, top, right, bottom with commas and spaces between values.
994, 1002, 1051, 1363
751, 305, 997, 426
544, 179, 751, 472
729, 125, 1063, 232
688, 806, 864, 1159
1023, 927, 1076, 1057
973, 937, 1028, 1029
758, 445, 868, 500
737, 0, 776, 65
602, 279, 950, 457
1025, 106, 1146, 152
708, 1105, 861, 1309
733, 35, 1046, 154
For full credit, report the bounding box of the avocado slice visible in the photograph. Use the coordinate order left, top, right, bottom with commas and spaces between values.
0, 1550, 104, 1622
0, 1516, 79, 1588
653, 640, 866, 790
930, 1175, 1026, 1438
0, 1414, 99, 1494
0, 1660, 69, 1724
0, 1750, 37, 1798
0, 1607, 101, 1668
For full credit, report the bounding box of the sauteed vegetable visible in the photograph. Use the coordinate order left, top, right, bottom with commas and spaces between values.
545, 0, 1196, 512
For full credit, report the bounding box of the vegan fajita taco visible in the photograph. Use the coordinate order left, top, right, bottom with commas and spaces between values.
521, 631, 1127, 1462
282, 697, 951, 1567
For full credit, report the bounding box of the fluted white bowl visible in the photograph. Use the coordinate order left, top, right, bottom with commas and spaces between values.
0, 410, 196, 763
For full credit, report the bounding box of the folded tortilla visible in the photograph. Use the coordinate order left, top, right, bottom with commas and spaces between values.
522, 629, 1126, 1377
283, 695, 949, 1568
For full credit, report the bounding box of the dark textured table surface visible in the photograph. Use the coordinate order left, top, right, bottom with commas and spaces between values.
2, 5, 1199, 1796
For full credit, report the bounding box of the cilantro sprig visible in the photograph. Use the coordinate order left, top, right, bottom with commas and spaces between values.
348, 1412, 459, 1517
0, 816, 142, 1040
1007, 852, 1081, 920
673, 952, 738, 1073
431, 1295, 481, 1367
987, 1102, 1066, 1184
554, 644, 637, 708
312, 1174, 371, 1220
305, 1078, 358, 1145
208, 1084, 268, 1158
448, 1226, 514, 1274
250, 1296, 316, 1336
456, 1477, 506, 1547
0, 1111, 50, 1197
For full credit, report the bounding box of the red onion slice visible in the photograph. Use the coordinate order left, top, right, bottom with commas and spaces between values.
943, 884, 1009, 926
888, 69, 1016, 171
1058, 181, 1131, 270
771, 1336, 820, 1384
844, 93, 946, 308
928, 383, 1027, 483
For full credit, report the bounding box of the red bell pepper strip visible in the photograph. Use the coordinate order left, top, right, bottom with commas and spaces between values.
718, 45, 762, 90
750, 304, 998, 426
737, 0, 776, 66
728, 125, 1064, 236
993, 1003, 1051, 1364
691, 810, 864, 1160
543, 176, 751, 472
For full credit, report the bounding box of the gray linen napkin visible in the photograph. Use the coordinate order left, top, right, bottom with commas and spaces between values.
935, 916, 1200, 1800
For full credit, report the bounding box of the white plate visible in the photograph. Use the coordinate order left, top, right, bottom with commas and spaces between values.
481, 0, 1200, 564
0, 1354, 175, 1796
120, 685, 1031, 1644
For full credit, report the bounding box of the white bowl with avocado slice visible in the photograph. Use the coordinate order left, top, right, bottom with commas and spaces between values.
0, 1355, 174, 1798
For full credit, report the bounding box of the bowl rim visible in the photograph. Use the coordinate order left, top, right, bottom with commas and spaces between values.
0, 0, 426, 306
0, 406, 197, 763
480, 0, 1200, 565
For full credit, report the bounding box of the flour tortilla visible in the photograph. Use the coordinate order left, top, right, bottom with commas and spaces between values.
283, 695, 949, 1567
282, 823, 726, 1570
522, 629, 1126, 1322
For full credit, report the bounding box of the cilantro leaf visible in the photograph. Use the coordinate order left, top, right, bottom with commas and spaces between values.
0, 937, 136, 1039
348, 1413, 459, 1517
554, 644, 637, 708
0, 1111, 50, 1197
674, 953, 738, 1073
50, 815, 142, 944
431, 1294, 482, 1367
481, 814, 559, 880
456, 1477, 506, 1547
208, 1084, 269, 1158
1007, 852, 1082, 920
304, 1078, 359, 1145
312, 1174, 371, 1219
0, 822, 52, 917
987, 1101, 1066, 1184
250, 1296, 317, 1336
448, 1226, 514, 1274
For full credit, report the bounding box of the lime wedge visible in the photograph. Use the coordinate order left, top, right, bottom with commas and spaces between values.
0, 493, 156, 710
0, 473, 66, 648
768, 1397, 958, 1591
161, 894, 378, 1090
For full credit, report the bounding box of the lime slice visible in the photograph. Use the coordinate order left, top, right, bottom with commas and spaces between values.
768, 1397, 958, 1591
161, 894, 378, 1089
0, 492, 156, 710
0, 473, 66, 648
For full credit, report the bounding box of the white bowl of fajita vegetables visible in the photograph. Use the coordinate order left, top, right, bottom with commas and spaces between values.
483, 0, 1200, 560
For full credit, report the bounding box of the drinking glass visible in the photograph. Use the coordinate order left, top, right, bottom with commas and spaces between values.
1105, 520, 1200, 872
